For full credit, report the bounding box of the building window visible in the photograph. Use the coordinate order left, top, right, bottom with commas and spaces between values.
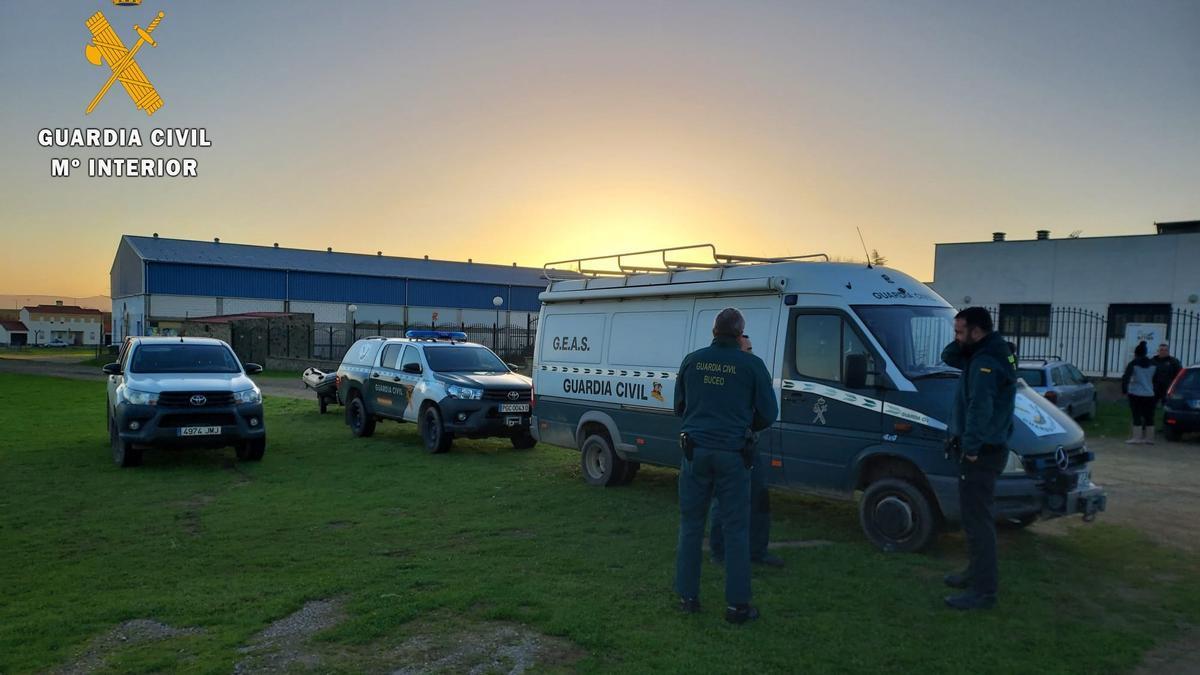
999, 304, 1050, 337
1107, 304, 1171, 338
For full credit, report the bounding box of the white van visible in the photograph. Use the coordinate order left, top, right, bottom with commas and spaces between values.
531, 245, 1106, 551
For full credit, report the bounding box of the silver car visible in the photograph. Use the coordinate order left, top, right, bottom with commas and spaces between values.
1016, 357, 1097, 420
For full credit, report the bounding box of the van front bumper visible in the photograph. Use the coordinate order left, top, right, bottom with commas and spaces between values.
114, 402, 266, 448
929, 471, 1106, 524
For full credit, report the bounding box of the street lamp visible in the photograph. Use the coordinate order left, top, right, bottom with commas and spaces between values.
348, 304, 358, 338
492, 296, 504, 353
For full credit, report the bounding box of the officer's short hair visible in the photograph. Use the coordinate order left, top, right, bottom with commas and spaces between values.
713, 308, 745, 339
955, 306, 993, 333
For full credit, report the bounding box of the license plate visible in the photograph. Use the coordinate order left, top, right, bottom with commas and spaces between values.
499, 403, 530, 413
505, 416, 522, 427
178, 426, 221, 436
1076, 469, 1090, 487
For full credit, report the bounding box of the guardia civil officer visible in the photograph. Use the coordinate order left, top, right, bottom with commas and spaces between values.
940, 307, 1016, 611
708, 332, 785, 568
674, 308, 778, 624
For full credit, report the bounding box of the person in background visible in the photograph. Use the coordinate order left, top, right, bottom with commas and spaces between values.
1121, 341, 1158, 445
709, 333, 785, 569
1151, 342, 1183, 415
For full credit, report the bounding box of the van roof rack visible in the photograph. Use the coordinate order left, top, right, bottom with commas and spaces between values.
543, 244, 828, 281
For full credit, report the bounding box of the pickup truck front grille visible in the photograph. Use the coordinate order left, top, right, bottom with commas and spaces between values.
159, 413, 237, 428
158, 391, 236, 408
483, 389, 532, 402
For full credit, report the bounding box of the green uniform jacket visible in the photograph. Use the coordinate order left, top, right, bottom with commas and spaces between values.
674, 336, 778, 450
941, 331, 1017, 462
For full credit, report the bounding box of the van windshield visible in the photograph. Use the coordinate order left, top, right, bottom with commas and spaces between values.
853, 305, 959, 379
423, 345, 508, 373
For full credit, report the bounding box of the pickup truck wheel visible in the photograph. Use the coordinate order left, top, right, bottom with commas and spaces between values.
348, 396, 376, 438
422, 406, 453, 453
237, 438, 266, 462
109, 416, 142, 468
510, 431, 537, 450
580, 433, 627, 487
859, 478, 936, 552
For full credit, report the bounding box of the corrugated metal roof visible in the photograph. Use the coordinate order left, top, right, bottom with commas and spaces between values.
123, 235, 548, 287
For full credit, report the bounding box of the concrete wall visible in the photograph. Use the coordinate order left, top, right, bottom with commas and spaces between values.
149, 294, 218, 319
930, 232, 1200, 308
112, 295, 145, 342
222, 298, 286, 315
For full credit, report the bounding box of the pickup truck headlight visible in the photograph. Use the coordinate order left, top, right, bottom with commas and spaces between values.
1002, 451, 1027, 475
233, 388, 262, 405
447, 385, 483, 400
120, 388, 158, 406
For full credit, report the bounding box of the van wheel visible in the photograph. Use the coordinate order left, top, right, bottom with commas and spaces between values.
348, 396, 375, 438
510, 432, 537, 450
236, 438, 266, 462
1165, 427, 1183, 442
859, 478, 936, 552
109, 416, 142, 468
422, 406, 453, 454
580, 434, 627, 487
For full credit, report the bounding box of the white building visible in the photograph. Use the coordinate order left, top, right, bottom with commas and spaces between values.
19, 303, 104, 346
0, 320, 29, 347
929, 222, 1200, 375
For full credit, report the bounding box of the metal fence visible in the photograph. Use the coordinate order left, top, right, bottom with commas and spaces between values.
311, 316, 538, 363
978, 306, 1200, 377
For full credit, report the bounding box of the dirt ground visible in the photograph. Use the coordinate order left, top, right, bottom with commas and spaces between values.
1035, 434, 1200, 553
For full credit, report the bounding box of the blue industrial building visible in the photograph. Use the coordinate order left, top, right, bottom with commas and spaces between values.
110, 234, 548, 340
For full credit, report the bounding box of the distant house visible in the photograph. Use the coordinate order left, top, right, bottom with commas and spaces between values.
0, 320, 29, 347
19, 302, 104, 346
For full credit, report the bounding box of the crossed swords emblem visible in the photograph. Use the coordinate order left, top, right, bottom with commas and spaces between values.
84, 10, 166, 115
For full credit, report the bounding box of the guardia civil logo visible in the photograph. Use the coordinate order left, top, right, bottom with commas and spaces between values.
84, 1, 166, 116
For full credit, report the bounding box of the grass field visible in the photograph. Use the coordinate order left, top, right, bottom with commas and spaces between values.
1, 373, 1197, 673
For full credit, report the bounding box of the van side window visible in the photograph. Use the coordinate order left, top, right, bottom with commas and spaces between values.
380, 344, 402, 370
400, 346, 422, 372
792, 314, 875, 387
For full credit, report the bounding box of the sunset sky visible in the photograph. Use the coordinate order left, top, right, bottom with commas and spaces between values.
1, 0, 1197, 298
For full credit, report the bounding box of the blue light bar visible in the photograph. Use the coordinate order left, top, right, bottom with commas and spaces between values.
405, 330, 468, 341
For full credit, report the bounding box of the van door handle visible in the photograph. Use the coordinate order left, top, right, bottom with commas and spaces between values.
393, 377, 402, 382
371, 372, 380, 378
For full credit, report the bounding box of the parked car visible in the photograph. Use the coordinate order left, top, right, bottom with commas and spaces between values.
1015, 357, 1097, 420
336, 331, 535, 453
102, 337, 266, 467
1164, 365, 1200, 442
45, 338, 70, 348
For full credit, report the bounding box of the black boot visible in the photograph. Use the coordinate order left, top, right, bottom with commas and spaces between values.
944, 593, 996, 611
725, 604, 760, 624
943, 571, 970, 589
